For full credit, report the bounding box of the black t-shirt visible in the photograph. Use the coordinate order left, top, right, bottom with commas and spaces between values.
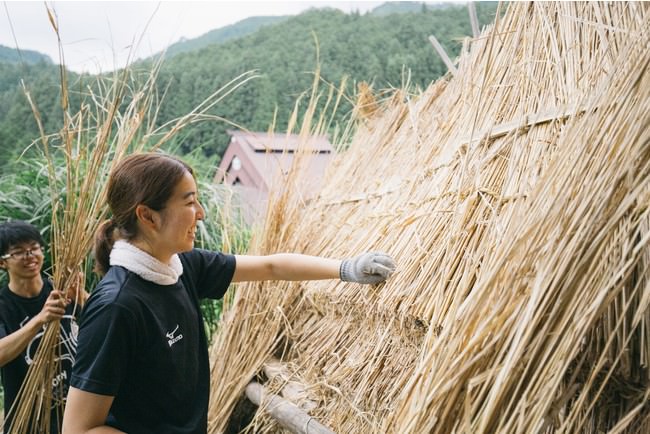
71, 249, 236, 434
0, 279, 79, 433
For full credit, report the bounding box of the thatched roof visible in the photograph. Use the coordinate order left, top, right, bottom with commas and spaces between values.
207, 2, 649, 433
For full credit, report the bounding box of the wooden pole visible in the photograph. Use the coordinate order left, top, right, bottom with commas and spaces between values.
428, 35, 458, 76
262, 358, 317, 411
468, 2, 480, 38
458, 105, 585, 146
245, 382, 335, 434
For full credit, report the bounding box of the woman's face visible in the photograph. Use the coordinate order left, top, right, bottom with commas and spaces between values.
156, 171, 205, 256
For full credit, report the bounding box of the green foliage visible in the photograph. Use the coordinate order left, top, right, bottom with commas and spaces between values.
0, 61, 86, 171
0, 157, 53, 233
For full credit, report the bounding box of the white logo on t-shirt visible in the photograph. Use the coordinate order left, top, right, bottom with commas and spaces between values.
20, 314, 77, 408
24, 315, 78, 366
166, 324, 183, 347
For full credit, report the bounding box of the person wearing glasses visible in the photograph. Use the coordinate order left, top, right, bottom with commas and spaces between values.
0, 220, 85, 433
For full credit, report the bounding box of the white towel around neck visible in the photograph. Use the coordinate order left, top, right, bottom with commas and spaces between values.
109, 239, 183, 285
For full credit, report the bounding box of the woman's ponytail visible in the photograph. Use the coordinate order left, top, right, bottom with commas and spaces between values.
93, 218, 117, 276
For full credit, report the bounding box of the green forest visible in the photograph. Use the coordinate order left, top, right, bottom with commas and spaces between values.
0, 2, 498, 169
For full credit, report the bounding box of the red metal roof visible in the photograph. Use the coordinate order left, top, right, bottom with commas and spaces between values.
215, 130, 335, 193
227, 130, 333, 153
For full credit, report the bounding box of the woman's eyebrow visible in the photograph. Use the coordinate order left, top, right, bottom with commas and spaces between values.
182, 191, 197, 199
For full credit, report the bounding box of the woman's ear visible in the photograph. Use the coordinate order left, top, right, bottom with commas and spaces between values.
135, 204, 160, 229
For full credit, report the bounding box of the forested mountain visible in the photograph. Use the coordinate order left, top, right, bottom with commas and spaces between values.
0, 46, 57, 164
163, 16, 290, 58
0, 60, 71, 166
0, 44, 52, 64
0, 2, 499, 170
370, 1, 451, 15
151, 2, 498, 158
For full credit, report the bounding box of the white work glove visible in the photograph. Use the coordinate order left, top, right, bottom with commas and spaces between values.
339, 252, 396, 284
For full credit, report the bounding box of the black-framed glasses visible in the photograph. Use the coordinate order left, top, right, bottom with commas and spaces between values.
1, 245, 43, 260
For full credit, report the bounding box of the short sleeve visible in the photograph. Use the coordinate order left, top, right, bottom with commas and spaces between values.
180, 249, 236, 300
70, 298, 137, 396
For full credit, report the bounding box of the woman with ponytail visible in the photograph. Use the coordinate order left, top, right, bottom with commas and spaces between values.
62, 153, 395, 434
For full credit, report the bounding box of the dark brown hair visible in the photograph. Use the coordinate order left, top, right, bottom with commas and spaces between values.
94, 153, 194, 275
0, 220, 45, 257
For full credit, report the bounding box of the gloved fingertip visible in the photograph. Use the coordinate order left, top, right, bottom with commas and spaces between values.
374, 254, 396, 265
367, 263, 395, 277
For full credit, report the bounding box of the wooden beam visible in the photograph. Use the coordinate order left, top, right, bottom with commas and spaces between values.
468, 2, 480, 38
246, 382, 335, 434
428, 35, 458, 76
458, 106, 585, 147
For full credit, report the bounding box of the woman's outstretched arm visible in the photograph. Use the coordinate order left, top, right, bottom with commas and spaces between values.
232, 252, 395, 284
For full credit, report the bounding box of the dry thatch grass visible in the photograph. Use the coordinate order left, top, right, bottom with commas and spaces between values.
207, 2, 649, 433
5, 7, 258, 432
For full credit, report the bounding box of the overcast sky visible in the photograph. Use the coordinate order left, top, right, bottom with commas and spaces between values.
1, 1, 384, 73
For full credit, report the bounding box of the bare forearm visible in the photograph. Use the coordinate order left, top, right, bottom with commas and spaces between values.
232, 254, 341, 282
270, 253, 340, 280
0, 316, 44, 367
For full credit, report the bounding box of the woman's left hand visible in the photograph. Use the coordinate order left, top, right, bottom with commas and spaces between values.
66, 270, 88, 307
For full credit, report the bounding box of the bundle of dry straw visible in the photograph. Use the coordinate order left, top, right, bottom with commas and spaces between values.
208, 2, 649, 433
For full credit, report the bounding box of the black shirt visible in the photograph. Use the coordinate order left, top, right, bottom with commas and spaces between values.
71, 249, 236, 434
0, 279, 79, 433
